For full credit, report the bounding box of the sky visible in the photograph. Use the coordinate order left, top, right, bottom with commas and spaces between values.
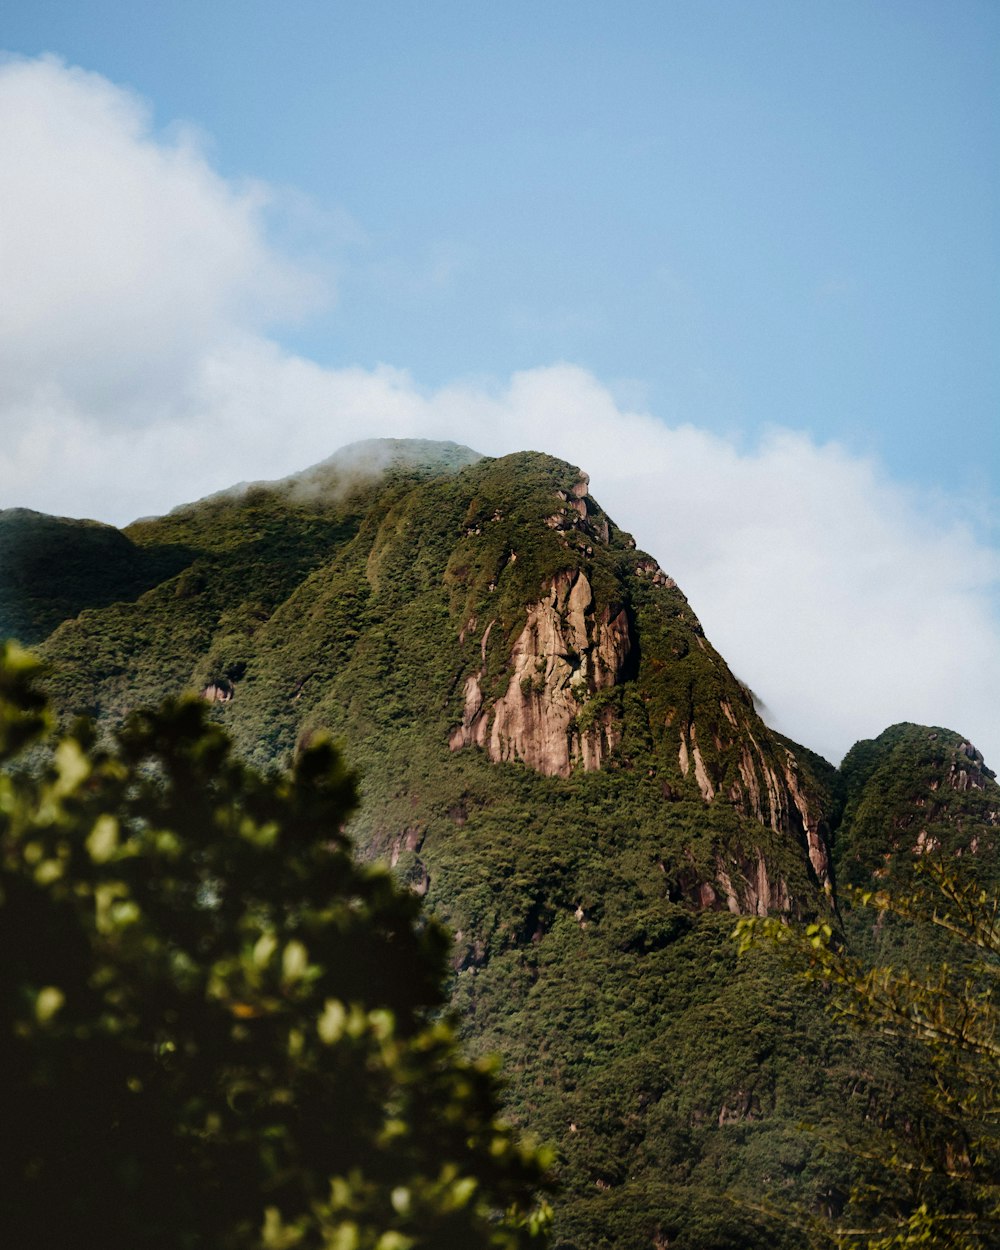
1, 1, 998, 767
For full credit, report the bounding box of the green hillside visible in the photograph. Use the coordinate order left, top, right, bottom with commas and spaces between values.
6, 439, 999, 1248
0, 508, 190, 646
835, 723, 999, 890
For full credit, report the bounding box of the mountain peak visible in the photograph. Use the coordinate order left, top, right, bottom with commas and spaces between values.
835, 721, 1000, 886
319, 436, 484, 471
27, 444, 835, 916
283, 437, 484, 497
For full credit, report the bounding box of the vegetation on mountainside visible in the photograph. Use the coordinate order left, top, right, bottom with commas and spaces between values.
738, 863, 1000, 1249
735, 725, 1000, 1248
0, 508, 191, 646
0, 642, 551, 1250
8, 441, 999, 1250
834, 724, 999, 891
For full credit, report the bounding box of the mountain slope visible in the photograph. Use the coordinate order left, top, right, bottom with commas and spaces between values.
9, 439, 998, 1248
0, 507, 189, 645
835, 723, 999, 889
35, 444, 832, 912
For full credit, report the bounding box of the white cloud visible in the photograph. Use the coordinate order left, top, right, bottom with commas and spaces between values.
0, 54, 320, 422
2, 57, 998, 770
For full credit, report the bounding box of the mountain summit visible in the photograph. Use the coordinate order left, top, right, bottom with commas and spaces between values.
19, 441, 833, 915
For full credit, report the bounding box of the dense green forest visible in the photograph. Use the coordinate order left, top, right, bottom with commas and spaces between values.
2, 440, 997, 1248
0, 642, 550, 1249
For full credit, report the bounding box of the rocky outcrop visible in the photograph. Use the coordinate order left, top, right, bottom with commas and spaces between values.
386, 826, 430, 895
780, 750, 833, 892
678, 723, 715, 801
716, 849, 793, 915
948, 741, 993, 793
675, 847, 793, 916
450, 526, 833, 899
202, 682, 233, 703
449, 621, 495, 751
544, 475, 612, 548
634, 556, 676, 589
450, 568, 633, 778
677, 708, 833, 894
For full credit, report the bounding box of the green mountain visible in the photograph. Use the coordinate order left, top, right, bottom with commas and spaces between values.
4, 439, 998, 1249
835, 723, 998, 889
0, 507, 189, 646
833, 722, 999, 1038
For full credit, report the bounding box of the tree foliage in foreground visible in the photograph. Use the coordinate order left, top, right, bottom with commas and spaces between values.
0, 643, 551, 1250
737, 866, 1000, 1250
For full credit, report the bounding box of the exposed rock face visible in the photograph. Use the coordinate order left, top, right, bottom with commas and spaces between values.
678, 723, 715, 801
449, 463, 834, 900
677, 848, 793, 916
676, 708, 833, 895
780, 751, 833, 891
544, 475, 612, 547
202, 682, 233, 703
385, 826, 430, 895
717, 850, 793, 915
450, 568, 633, 778
635, 556, 676, 589
949, 741, 993, 793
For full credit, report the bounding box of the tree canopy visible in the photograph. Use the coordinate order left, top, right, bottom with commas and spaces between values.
736, 865, 1000, 1250
0, 642, 551, 1250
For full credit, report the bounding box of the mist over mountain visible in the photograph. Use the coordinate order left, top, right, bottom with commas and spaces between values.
3, 439, 997, 1248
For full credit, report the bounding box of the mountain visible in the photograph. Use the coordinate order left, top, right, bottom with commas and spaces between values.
0, 507, 189, 645
832, 722, 999, 1035
835, 723, 998, 889
4, 439, 999, 1248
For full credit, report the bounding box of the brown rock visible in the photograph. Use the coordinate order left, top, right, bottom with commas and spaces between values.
450, 568, 633, 777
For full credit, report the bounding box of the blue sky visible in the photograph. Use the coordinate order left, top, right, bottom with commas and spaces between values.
1, 1, 998, 764
7, 0, 997, 505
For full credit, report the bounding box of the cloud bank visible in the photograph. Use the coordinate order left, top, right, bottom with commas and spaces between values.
2, 56, 998, 768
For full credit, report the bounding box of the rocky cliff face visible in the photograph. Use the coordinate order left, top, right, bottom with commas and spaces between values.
449, 566, 832, 905
946, 739, 996, 795
676, 710, 833, 897
438, 458, 834, 908
450, 568, 632, 777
